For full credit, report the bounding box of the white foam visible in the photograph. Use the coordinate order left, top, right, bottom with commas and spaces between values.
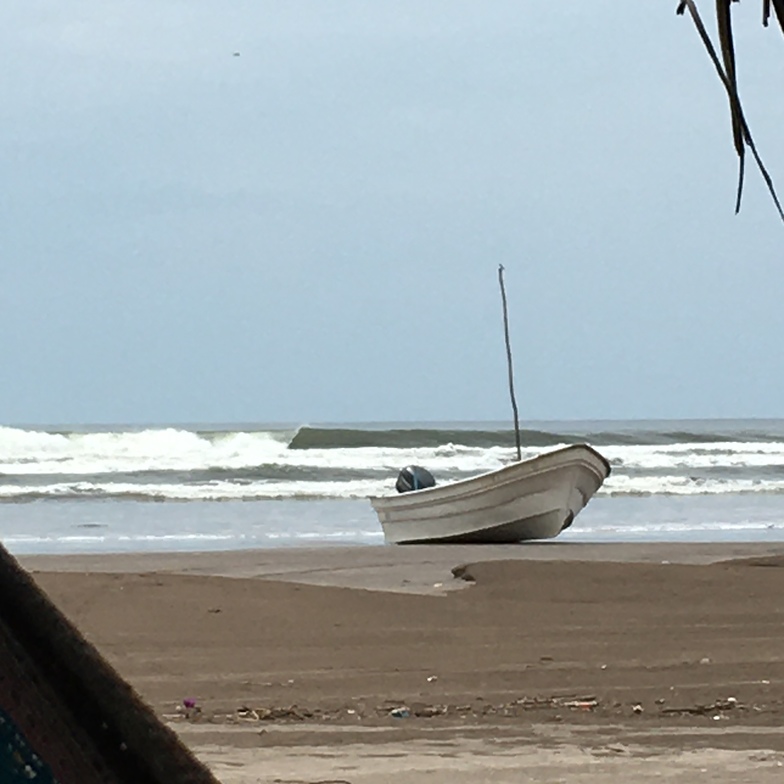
0, 478, 393, 501
4, 425, 784, 502
0, 426, 514, 476
114, 533, 237, 542
600, 474, 784, 496
4, 472, 784, 502
263, 530, 385, 541
603, 442, 784, 470
575, 520, 784, 534
0, 426, 291, 475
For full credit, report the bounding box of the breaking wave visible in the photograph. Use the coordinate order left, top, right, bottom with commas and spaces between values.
3, 420, 784, 502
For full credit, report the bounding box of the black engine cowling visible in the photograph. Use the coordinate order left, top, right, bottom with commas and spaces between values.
395, 465, 436, 493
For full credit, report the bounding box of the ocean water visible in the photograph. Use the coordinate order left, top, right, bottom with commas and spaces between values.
2, 419, 784, 554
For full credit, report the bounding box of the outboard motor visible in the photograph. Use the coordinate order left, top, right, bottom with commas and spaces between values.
395, 465, 436, 494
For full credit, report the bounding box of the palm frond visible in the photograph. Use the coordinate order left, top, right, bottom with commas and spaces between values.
715, 0, 745, 211
763, 0, 784, 33
677, 1, 784, 222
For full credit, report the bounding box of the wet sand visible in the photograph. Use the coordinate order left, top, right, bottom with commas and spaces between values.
20, 543, 784, 782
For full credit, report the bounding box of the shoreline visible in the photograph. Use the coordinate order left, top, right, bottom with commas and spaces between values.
19, 541, 784, 594
17, 542, 784, 782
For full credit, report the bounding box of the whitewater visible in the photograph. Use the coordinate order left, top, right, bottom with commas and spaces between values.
2, 420, 784, 553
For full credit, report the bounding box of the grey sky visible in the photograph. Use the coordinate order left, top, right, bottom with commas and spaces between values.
2, 2, 783, 425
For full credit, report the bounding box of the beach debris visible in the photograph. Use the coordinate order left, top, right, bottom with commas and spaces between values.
561, 699, 598, 711
173, 690, 777, 728
257, 706, 311, 721
269, 779, 353, 784
451, 564, 475, 582
177, 698, 202, 721
269, 780, 353, 784
412, 705, 446, 718
660, 698, 743, 716
426, 675, 438, 682
699, 657, 711, 665
507, 695, 600, 713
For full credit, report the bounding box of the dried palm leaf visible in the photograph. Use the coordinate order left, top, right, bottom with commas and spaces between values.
763, 0, 784, 33
677, 0, 784, 221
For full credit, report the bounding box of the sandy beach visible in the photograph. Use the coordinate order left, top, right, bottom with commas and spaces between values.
19, 543, 784, 782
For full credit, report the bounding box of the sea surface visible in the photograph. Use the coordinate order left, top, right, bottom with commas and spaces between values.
2, 419, 784, 555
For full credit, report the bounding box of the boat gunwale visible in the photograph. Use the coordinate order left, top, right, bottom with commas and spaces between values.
369, 443, 611, 510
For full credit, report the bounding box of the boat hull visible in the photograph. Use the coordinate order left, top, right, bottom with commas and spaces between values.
369, 444, 610, 545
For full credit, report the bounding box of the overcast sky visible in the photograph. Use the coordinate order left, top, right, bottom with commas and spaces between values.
2, 1, 783, 426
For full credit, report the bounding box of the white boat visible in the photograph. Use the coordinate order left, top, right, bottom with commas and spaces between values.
369, 444, 611, 544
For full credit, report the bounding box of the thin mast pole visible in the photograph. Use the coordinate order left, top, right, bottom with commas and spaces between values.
498, 264, 522, 461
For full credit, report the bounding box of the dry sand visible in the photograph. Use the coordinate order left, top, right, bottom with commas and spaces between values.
20, 543, 784, 782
